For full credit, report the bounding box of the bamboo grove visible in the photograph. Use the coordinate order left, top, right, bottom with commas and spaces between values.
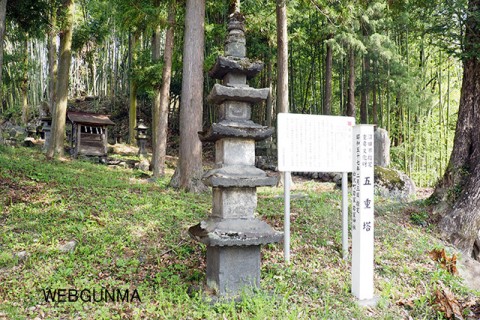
1, 0, 465, 187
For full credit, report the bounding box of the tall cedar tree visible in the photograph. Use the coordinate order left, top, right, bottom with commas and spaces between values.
170, 0, 207, 192
128, 32, 138, 145
152, 2, 175, 178
276, 0, 288, 114
47, 0, 74, 159
0, 0, 6, 107
433, 0, 480, 261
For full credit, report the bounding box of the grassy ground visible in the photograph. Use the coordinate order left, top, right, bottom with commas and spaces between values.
0, 145, 478, 319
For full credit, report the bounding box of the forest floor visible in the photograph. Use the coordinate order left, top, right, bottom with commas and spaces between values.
0, 145, 479, 319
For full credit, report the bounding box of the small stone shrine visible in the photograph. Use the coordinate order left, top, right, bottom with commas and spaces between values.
189, 12, 283, 298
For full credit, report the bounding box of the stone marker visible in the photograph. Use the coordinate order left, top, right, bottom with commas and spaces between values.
352, 125, 376, 303
374, 127, 390, 167
189, 12, 282, 298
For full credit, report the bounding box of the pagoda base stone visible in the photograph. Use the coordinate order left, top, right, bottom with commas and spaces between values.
206, 245, 260, 296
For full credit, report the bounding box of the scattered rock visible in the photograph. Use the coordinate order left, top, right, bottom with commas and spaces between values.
137, 159, 150, 172
109, 143, 140, 156
374, 166, 416, 200
458, 255, 480, 292
59, 240, 77, 253
15, 251, 29, 261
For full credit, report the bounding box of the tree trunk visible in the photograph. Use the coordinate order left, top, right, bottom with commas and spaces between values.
265, 56, 273, 127
21, 37, 29, 125
372, 67, 378, 125
433, 0, 480, 261
323, 38, 333, 115
0, 0, 6, 109
47, 0, 74, 159
170, 0, 206, 192
346, 47, 355, 117
360, 55, 369, 123
128, 32, 139, 145
152, 3, 175, 178
47, 10, 57, 116
276, 0, 289, 114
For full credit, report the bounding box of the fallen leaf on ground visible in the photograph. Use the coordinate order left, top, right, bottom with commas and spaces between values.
434, 282, 464, 320
397, 298, 415, 309
429, 248, 458, 275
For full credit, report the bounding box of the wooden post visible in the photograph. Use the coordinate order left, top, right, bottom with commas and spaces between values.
75, 124, 81, 158
104, 126, 108, 155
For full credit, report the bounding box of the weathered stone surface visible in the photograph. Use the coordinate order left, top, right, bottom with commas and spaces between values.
216, 139, 255, 166
374, 166, 416, 200
59, 240, 77, 253
225, 27, 246, 58
209, 56, 264, 80
374, 127, 391, 167
218, 101, 251, 121
189, 218, 283, 246
199, 122, 275, 142
223, 73, 247, 86
212, 188, 257, 219
137, 159, 150, 171
207, 84, 269, 105
207, 245, 260, 296
202, 165, 279, 187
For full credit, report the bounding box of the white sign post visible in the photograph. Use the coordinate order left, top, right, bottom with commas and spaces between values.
351, 125, 375, 302
277, 113, 355, 262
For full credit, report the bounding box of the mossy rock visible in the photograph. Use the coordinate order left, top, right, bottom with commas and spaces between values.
374, 166, 416, 200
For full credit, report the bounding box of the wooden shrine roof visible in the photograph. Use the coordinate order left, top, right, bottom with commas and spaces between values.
67, 111, 115, 126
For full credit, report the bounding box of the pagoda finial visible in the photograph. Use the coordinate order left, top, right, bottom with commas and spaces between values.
225, 10, 246, 58
229, 0, 240, 14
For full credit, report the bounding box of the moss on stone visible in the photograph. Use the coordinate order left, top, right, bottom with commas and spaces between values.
375, 166, 405, 189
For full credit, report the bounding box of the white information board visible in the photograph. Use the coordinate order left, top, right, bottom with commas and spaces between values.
351, 125, 375, 301
277, 113, 355, 172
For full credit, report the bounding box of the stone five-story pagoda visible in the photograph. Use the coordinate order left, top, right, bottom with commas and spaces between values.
188, 11, 283, 298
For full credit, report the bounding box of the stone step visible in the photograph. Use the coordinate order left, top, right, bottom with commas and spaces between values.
207, 84, 269, 105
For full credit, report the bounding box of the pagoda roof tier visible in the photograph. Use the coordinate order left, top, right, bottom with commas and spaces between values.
188, 218, 283, 247
202, 165, 278, 188
198, 121, 274, 142
207, 84, 269, 105
209, 56, 264, 80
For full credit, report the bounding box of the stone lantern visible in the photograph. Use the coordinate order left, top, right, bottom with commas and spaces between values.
135, 119, 148, 157
189, 12, 282, 298
41, 117, 52, 151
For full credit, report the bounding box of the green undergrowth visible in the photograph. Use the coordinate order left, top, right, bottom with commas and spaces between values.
0, 146, 478, 319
